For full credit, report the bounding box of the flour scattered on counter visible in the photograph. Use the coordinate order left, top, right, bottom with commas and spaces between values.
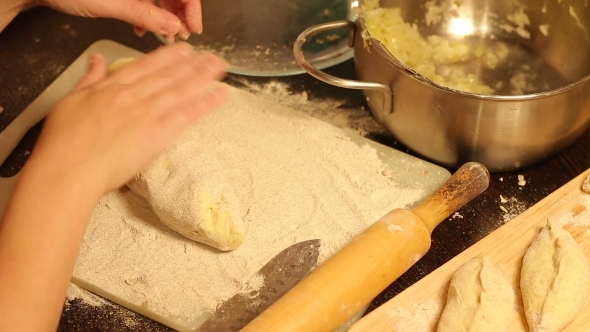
452, 212, 463, 219
518, 174, 527, 187
238, 274, 265, 297
66, 283, 106, 307
499, 177, 504, 182
229, 77, 388, 137
554, 195, 590, 228
500, 195, 508, 204
385, 300, 442, 331
499, 196, 528, 223
65, 283, 144, 330
73, 86, 426, 330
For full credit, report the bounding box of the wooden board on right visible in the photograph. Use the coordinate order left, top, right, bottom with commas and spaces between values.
350, 169, 590, 332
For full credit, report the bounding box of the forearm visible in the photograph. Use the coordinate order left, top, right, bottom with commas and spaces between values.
0, 160, 103, 331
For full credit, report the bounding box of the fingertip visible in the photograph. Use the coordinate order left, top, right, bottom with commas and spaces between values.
195, 23, 203, 35
177, 24, 191, 40
92, 56, 109, 77
72, 54, 108, 92
160, 15, 182, 35
162, 34, 176, 44
89, 53, 107, 68
184, 1, 203, 34
134, 26, 147, 37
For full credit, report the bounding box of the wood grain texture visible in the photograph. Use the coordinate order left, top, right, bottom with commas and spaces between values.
350, 169, 590, 332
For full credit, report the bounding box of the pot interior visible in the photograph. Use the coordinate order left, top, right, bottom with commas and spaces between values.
361, 0, 590, 96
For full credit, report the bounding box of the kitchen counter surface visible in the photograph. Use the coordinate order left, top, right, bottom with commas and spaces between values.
1, 7, 590, 331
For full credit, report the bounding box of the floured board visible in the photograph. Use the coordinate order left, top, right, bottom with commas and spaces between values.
0, 40, 451, 331
350, 169, 590, 332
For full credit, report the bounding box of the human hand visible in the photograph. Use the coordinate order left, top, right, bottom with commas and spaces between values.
24, 42, 227, 199
34, 0, 202, 40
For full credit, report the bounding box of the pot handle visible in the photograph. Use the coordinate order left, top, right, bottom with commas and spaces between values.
293, 20, 393, 114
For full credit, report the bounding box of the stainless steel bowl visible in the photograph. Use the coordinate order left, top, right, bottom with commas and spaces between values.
294, 0, 590, 171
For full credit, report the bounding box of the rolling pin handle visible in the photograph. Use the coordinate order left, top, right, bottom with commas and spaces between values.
414, 162, 490, 232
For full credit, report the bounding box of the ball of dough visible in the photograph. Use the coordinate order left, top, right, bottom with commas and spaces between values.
108, 57, 245, 251
520, 219, 590, 332
437, 254, 516, 332
127, 148, 245, 251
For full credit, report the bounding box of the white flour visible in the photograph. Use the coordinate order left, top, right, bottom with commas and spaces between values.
499, 196, 529, 223
72, 86, 427, 330
66, 283, 107, 307
65, 283, 143, 330
555, 195, 590, 228
385, 300, 442, 332
229, 77, 389, 137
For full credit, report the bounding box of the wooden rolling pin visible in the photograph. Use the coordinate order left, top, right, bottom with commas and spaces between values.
241, 162, 490, 332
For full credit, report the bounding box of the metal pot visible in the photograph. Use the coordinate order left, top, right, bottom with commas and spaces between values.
293, 0, 590, 171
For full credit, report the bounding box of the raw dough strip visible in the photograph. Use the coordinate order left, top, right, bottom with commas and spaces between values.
520, 219, 590, 332
437, 254, 516, 332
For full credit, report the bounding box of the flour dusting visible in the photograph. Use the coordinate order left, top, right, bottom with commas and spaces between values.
499, 196, 529, 223
66, 283, 106, 307
72, 85, 427, 330
554, 195, 590, 228
229, 77, 389, 137
388, 224, 403, 233
385, 300, 442, 332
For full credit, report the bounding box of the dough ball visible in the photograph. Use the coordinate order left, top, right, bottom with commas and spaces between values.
126, 135, 245, 251
437, 254, 516, 332
520, 219, 590, 332
108, 57, 245, 251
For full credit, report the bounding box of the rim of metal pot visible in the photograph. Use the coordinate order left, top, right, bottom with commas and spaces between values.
357, 13, 590, 101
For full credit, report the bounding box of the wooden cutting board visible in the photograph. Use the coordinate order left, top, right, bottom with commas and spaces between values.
350, 169, 590, 332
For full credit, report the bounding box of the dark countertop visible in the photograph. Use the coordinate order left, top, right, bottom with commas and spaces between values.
1, 7, 590, 332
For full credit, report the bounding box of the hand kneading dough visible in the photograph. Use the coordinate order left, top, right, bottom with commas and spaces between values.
520, 220, 590, 332
108, 58, 245, 251
437, 254, 516, 332
126, 136, 245, 251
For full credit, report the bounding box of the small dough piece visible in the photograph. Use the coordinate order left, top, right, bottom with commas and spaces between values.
437, 254, 516, 332
520, 219, 590, 332
582, 173, 590, 194
127, 134, 245, 251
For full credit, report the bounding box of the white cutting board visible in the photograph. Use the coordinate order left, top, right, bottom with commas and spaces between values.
0, 40, 451, 331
